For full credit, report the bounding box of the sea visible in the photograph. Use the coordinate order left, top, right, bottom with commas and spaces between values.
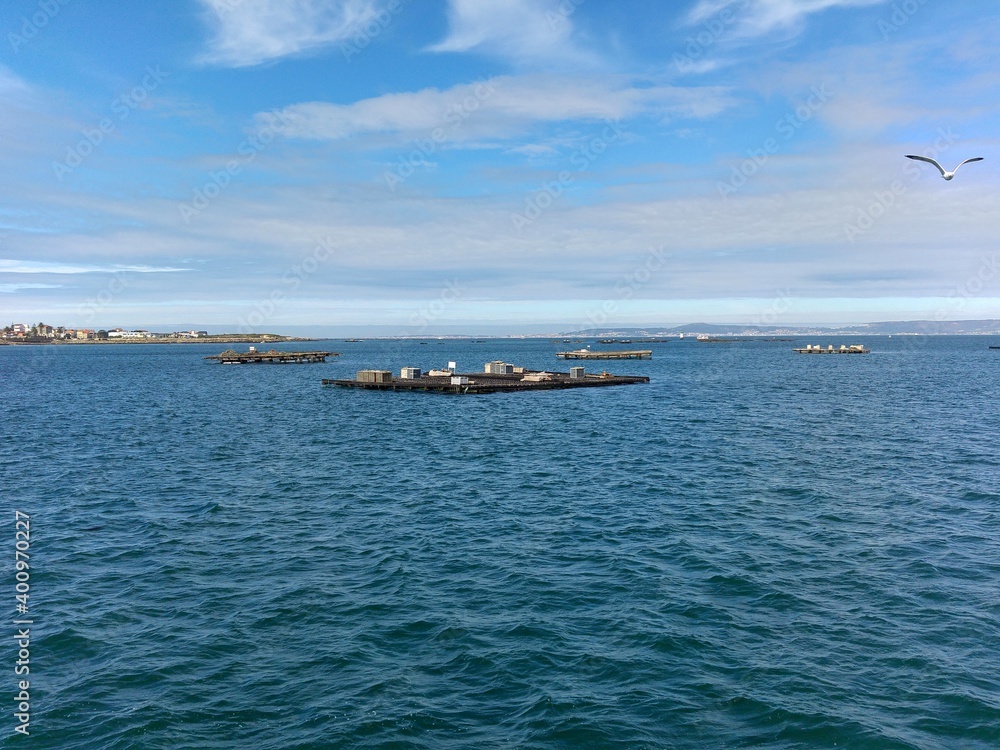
1, 336, 998, 749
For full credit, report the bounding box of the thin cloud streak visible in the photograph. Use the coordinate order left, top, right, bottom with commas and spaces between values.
0, 260, 190, 275
687, 0, 889, 37
0, 283, 62, 293
257, 75, 736, 142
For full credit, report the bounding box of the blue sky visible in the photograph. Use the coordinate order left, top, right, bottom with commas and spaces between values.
1, 0, 998, 333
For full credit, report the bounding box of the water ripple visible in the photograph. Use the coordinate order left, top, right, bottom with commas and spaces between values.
1, 338, 998, 748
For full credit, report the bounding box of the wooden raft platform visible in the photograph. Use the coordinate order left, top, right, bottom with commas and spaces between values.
793, 344, 869, 354
323, 370, 649, 394
206, 348, 337, 364
556, 349, 652, 360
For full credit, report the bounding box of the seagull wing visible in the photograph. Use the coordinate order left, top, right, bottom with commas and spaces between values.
905, 154, 946, 176
953, 157, 984, 172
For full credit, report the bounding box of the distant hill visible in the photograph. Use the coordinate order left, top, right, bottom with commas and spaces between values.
837, 320, 1000, 335
565, 320, 1000, 337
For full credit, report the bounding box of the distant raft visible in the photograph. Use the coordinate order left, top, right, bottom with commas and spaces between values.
556, 349, 652, 360
792, 344, 869, 354
206, 348, 337, 364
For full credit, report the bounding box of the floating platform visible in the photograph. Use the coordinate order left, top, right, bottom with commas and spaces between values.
556, 349, 652, 360
323, 370, 649, 394
206, 348, 337, 364
793, 344, 869, 354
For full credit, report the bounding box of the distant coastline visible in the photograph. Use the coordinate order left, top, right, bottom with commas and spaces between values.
565, 319, 1000, 337
0, 334, 320, 346
4, 317, 1000, 343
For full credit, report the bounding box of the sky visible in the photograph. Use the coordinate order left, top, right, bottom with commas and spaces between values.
0, 0, 998, 334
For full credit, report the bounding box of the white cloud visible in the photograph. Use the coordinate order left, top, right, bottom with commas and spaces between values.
687, 0, 888, 37
505, 144, 560, 157
0, 66, 42, 136
257, 75, 736, 142
0, 260, 188, 274
0, 66, 30, 97
428, 0, 595, 67
742, 39, 998, 137
196, 0, 385, 67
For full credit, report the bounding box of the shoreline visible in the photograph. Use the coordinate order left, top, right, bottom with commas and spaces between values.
0, 335, 322, 346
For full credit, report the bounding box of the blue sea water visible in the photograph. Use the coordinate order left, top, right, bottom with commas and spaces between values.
1, 336, 999, 749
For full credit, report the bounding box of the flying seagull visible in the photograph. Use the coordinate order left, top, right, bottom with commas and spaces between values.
905, 154, 983, 180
